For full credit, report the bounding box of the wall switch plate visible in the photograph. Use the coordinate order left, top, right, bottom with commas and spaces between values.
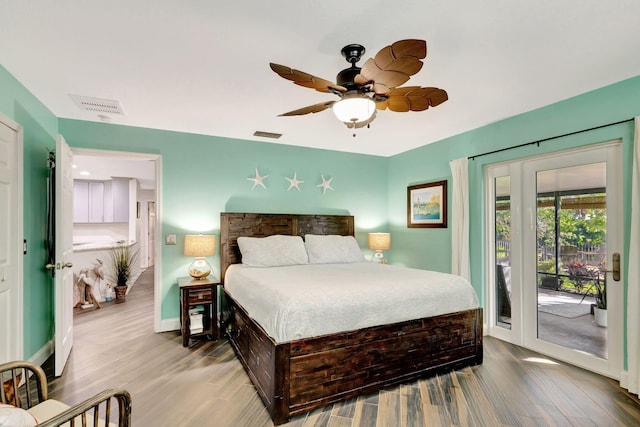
165, 234, 177, 245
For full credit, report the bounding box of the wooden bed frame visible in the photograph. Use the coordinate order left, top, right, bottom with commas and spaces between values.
220, 212, 483, 425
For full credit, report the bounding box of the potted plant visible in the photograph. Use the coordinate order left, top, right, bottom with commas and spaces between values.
109, 243, 138, 303
581, 274, 607, 327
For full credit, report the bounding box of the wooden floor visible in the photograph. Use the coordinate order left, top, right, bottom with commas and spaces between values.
44, 269, 640, 426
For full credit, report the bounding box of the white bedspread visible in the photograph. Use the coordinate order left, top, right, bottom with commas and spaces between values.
224, 262, 479, 343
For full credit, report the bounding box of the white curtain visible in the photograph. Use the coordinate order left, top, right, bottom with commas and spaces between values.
449, 157, 470, 280
627, 117, 640, 394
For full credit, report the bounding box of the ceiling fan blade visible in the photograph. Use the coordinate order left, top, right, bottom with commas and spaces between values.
383, 86, 448, 112
362, 55, 424, 80
270, 63, 338, 93
388, 39, 427, 60
357, 39, 427, 94
278, 101, 336, 116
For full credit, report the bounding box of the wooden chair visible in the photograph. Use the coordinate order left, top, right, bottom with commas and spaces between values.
0, 360, 131, 426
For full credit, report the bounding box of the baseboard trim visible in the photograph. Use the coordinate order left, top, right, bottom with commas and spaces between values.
28, 339, 54, 367
619, 370, 640, 395
157, 317, 180, 333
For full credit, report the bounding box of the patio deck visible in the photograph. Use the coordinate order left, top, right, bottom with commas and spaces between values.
537, 288, 606, 359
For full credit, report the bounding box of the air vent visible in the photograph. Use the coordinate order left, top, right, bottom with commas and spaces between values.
70, 95, 124, 115
253, 131, 282, 139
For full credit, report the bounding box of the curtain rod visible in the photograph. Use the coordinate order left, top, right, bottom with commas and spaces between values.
468, 118, 634, 161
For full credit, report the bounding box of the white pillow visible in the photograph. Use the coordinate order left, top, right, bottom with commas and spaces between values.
0, 403, 39, 426
237, 235, 309, 267
304, 234, 365, 264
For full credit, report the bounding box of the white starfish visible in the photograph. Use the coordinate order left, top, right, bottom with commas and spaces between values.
317, 175, 334, 194
247, 168, 268, 190
285, 172, 304, 191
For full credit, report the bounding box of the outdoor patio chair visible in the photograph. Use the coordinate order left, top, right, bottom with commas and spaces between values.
497, 264, 512, 319
0, 360, 131, 426
560, 245, 579, 263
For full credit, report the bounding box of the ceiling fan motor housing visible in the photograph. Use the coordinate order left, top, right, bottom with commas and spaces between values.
337, 44, 366, 89
336, 66, 362, 89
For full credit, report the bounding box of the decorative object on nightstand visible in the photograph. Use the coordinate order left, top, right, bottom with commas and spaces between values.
178, 275, 220, 347
368, 232, 391, 264
184, 234, 216, 279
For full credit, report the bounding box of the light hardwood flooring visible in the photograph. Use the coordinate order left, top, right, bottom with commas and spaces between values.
44, 269, 640, 426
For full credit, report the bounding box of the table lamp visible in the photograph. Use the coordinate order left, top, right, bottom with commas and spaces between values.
368, 232, 391, 264
184, 234, 216, 279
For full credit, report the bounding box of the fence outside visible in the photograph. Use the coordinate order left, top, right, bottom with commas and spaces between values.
496, 240, 605, 266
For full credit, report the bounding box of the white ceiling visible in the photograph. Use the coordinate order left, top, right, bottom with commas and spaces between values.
2, 1, 640, 157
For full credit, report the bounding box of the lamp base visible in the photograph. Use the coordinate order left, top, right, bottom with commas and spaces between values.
372, 250, 387, 264
188, 257, 212, 279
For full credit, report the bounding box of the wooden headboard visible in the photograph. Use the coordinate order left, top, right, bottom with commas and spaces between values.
219, 212, 355, 282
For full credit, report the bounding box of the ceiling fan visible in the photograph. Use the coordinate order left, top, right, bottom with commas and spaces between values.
269, 39, 448, 132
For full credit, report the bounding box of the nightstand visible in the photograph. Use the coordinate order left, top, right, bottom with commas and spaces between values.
178, 275, 220, 347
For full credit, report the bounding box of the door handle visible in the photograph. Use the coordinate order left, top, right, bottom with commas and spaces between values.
600, 252, 620, 282
45, 262, 73, 270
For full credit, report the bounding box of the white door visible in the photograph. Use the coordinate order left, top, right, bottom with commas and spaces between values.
0, 116, 23, 363
486, 141, 623, 379
53, 135, 74, 376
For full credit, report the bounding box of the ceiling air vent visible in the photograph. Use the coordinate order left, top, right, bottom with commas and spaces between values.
253, 131, 282, 139
70, 95, 124, 115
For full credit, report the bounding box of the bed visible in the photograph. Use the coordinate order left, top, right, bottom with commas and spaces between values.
220, 212, 483, 425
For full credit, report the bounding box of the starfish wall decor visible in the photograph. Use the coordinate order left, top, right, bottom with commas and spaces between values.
317, 175, 334, 194
285, 172, 304, 191
246, 169, 335, 194
247, 168, 269, 190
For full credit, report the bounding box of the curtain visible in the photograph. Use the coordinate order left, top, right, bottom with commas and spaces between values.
449, 157, 470, 280
627, 117, 640, 394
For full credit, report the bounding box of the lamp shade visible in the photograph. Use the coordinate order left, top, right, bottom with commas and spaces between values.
368, 233, 391, 251
184, 234, 216, 257
332, 94, 376, 124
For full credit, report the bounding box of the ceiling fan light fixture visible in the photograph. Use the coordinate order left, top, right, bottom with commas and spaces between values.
332, 93, 376, 124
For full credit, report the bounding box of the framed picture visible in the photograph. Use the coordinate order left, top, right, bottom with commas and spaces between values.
407, 180, 447, 228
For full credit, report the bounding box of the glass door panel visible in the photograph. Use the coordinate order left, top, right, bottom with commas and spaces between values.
535, 164, 608, 359
495, 176, 512, 328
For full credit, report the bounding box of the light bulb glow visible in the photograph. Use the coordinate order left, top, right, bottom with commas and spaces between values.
332, 95, 376, 123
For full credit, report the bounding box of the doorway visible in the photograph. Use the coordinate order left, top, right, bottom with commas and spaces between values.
68, 148, 162, 331
485, 141, 623, 379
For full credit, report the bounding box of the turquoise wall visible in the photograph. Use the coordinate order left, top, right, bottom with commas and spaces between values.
1, 65, 58, 358
58, 119, 389, 321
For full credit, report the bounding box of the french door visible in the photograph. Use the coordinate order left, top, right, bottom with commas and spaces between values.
486, 141, 623, 379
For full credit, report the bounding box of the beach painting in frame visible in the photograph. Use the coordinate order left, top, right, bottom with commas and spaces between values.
407, 180, 447, 228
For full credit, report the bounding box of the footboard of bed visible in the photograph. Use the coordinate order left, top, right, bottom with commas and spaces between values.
225, 290, 483, 425
225, 292, 290, 423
